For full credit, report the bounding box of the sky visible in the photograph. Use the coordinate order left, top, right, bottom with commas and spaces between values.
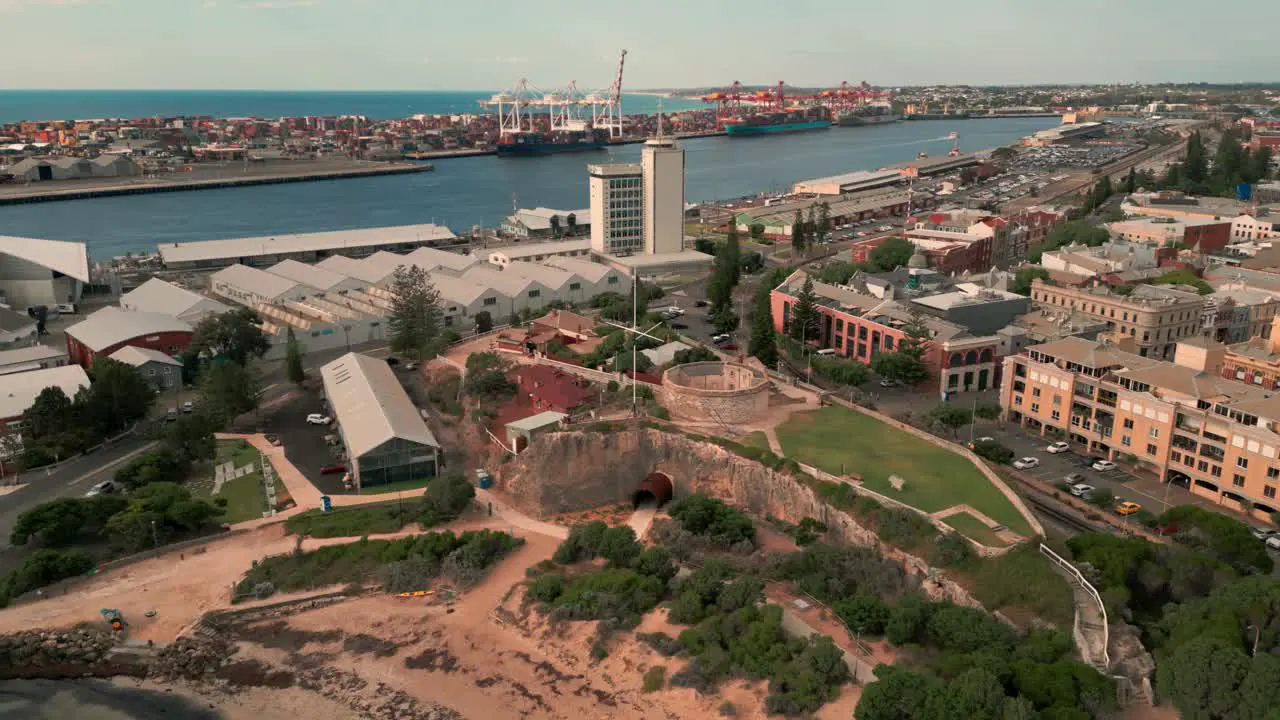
1, 0, 1278, 91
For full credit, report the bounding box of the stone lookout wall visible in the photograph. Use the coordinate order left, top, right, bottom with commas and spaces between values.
661, 361, 770, 423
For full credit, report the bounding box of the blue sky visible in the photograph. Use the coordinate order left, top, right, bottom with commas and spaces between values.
2, 0, 1278, 90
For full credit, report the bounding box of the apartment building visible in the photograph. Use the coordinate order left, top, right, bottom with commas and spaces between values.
588, 163, 644, 256
1002, 335, 1280, 522
1105, 216, 1232, 253
1201, 287, 1280, 344
1028, 279, 1204, 359
1222, 316, 1280, 389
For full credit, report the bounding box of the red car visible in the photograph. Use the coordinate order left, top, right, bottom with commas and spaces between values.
720, 343, 739, 351
320, 463, 347, 474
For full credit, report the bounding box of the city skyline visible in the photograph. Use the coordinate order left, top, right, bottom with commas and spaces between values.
1, 0, 1278, 91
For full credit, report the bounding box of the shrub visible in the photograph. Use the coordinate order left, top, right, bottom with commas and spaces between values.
970, 439, 1014, 465
0, 548, 95, 605
420, 474, 476, 527
870, 507, 937, 549
834, 592, 890, 636
528, 574, 566, 603
666, 494, 756, 548
637, 632, 682, 657
642, 665, 666, 693
930, 532, 975, 567
551, 568, 665, 622
553, 521, 642, 567
286, 503, 414, 538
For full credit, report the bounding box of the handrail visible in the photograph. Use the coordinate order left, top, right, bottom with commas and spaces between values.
1039, 542, 1110, 670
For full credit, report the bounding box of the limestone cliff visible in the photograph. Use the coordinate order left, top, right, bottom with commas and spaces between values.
497, 427, 983, 608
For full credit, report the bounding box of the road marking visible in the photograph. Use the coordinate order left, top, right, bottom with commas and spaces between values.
65, 441, 158, 487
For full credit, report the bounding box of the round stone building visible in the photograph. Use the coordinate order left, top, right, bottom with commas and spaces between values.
661, 361, 770, 424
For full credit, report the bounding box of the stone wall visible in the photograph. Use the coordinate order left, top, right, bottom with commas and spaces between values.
496, 426, 984, 608
661, 362, 770, 424
0, 628, 148, 680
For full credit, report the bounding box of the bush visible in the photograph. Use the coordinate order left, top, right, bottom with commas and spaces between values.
970, 439, 1014, 465
0, 548, 95, 605
420, 474, 476, 527
930, 532, 975, 567
528, 574, 566, 603
637, 632, 683, 657
834, 592, 890, 636
551, 568, 665, 622
773, 543, 908, 604
553, 521, 643, 567
642, 665, 666, 693
286, 503, 415, 538
666, 494, 756, 548
871, 507, 937, 549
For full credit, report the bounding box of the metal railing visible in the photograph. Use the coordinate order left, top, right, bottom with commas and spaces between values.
1039, 542, 1110, 670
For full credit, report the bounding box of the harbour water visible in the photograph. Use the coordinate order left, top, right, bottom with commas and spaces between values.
0, 90, 705, 124
0, 116, 1059, 259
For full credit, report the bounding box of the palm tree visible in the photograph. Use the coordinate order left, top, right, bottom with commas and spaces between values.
549, 215, 561, 239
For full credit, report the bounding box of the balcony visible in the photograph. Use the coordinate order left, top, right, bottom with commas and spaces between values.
1176, 415, 1200, 434
1096, 391, 1118, 408
1203, 430, 1228, 445
1073, 385, 1095, 399
1198, 446, 1225, 461
1171, 434, 1198, 452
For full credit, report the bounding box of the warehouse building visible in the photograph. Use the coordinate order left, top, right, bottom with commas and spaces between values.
543, 255, 630, 297
792, 169, 905, 196
501, 207, 591, 239
158, 223, 457, 271
211, 264, 318, 307
487, 239, 593, 268
266, 259, 368, 294
64, 307, 193, 369
0, 364, 90, 426
0, 345, 69, 376
320, 352, 440, 491
0, 309, 37, 350
120, 278, 229, 324
0, 235, 89, 311
461, 265, 554, 316
429, 273, 512, 328
316, 255, 399, 285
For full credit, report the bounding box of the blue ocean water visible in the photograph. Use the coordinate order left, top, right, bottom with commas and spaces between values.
0, 116, 1060, 260
0, 90, 704, 123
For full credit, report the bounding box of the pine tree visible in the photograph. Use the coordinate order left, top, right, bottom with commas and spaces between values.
816, 202, 831, 242
388, 264, 443, 362
1125, 166, 1137, 194
1182, 131, 1207, 189
788, 277, 819, 342
724, 224, 742, 287
285, 327, 305, 385
792, 209, 807, 255
748, 286, 778, 368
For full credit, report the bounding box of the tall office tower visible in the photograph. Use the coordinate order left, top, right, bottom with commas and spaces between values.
641, 133, 685, 255
588, 162, 644, 256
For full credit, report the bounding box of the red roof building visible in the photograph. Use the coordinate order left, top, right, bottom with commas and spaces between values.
512, 364, 591, 413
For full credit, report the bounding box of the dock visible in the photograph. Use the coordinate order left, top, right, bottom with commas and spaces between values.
0, 160, 435, 206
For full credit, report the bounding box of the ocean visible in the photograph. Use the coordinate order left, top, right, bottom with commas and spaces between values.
0, 90, 704, 123
0, 93, 1058, 259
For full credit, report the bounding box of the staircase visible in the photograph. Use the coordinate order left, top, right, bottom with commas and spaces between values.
1039, 543, 1110, 671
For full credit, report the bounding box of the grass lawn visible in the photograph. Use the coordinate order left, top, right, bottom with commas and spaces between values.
189, 440, 270, 524
741, 431, 772, 452
362, 477, 433, 495
942, 511, 1010, 547
775, 407, 1032, 536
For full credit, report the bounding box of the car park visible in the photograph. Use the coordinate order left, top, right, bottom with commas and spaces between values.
1092, 460, 1117, 472
1046, 441, 1070, 454
1069, 483, 1095, 498
306, 413, 332, 426
1082, 455, 1104, 468
1013, 457, 1040, 470
1115, 501, 1143, 516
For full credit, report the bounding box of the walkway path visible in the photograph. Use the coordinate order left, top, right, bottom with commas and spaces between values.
475, 488, 569, 540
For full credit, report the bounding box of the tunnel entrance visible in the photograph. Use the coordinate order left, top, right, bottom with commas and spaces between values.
633, 472, 674, 508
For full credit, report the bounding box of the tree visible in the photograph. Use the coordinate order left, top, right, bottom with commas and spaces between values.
161, 413, 217, 465
722, 225, 742, 288
24, 386, 75, 440
788, 277, 819, 342
816, 202, 831, 243
1182, 130, 1208, 190
285, 327, 305, 385
928, 404, 972, 437
1158, 636, 1250, 720
198, 361, 260, 427
388, 264, 444, 362
420, 474, 476, 526
869, 236, 916, 272
1010, 267, 1050, 296
549, 214, 561, 238
1125, 166, 1138, 194
79, 359, 157, 436
973, 401, 1002, 421
748, 286, 779, 368
791, 209, 807, 255
991, 146, 1017, 162
565, 213, 577, 237
749, 223, 765, 239
871, 309, 931, 386
191, 307, 270, 367
673, 346, 718, 364
474, 310, 493, 333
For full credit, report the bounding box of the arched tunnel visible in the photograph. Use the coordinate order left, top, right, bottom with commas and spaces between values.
633, 471, 674, 508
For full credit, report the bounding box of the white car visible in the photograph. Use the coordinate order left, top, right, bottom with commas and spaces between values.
1069, 483, 1096, 498
86, 480, 121, 497
1092, 460, 1117, 472
664, 306, 685, 316
1267, 535, 1280, 552
1013, 457, 1040, 470
306, 413, 332, 426
1046, 441, 1070, 454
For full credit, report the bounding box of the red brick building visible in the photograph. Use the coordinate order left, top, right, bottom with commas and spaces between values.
64, 307, 193, 369
511, 364, 591, 414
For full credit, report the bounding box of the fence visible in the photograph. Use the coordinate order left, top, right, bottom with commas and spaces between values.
1038, 542, 1110, 671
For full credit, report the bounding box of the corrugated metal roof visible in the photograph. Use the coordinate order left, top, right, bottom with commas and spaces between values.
544, 255, 624, 283
0, 235, 90, 282
158, 224, 456, 264
212, 264, 308, 299
65, 307, 192, 352
0, 364, 89, 419
320, 352, 438, 458
316, 255, 398, 284
108, 345, 182, 367
506, 410, 567, 433
267, 259, 360, 292
120, 278, 229, 318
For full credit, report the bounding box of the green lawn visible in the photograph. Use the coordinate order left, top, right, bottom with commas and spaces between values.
941, 511, 1010, 547
189, 440, 270, 523
741, 431, 772, 452
774, 407, 1032, 535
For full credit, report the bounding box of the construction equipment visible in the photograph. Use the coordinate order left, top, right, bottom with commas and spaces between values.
100, 608, 127, 632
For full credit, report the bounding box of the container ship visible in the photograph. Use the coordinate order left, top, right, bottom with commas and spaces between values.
723, 106, 831, 136
494, 130, 610, 156
836, 103, 902, 127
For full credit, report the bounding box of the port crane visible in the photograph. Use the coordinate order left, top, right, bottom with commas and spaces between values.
481, 50, 628, 139
700, 80, 893, 126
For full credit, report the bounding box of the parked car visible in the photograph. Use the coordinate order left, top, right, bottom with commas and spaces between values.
86, 480, 121, 497
385, 357, 400, 366
1092, 460, 1117, 472
1251, 527, 1279, 541
164, 409, 178, 422
1064, 472, 1086, 485
1267, 536, 1280, 551
711, 334, 731, 345
181, 401, 194, 414
967, 436, 995, 449
664, 306, 685, 316
1115, 500, 1143, 516
403, 361, 419, 371
1069, 483, 1095, 498
1013, 457, 1040, 470
720, 343, 739, 351
1082, 455, 1104, 468
879, 378, 900, 388
306, 413, 332, 426
670, 322, 688, 330
320, 463, 347, 475
1046, 441, 1070, 454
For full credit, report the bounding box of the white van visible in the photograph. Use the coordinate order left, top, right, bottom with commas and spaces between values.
816, 348, 837, 357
